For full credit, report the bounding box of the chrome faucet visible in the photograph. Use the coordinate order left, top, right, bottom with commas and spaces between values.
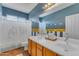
64, 33, 69, 41
64, 33, 69, 51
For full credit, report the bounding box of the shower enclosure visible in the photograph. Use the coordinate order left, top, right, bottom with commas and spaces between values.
0, 18, 32, 52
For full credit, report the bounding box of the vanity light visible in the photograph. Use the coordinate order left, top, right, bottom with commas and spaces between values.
43, 3, 56, 11
48, 3, 52, 6
44, 4, 48, 10
45, 4, 48, 8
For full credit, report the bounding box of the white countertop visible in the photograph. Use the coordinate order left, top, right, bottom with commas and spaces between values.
29, 36, 79, 56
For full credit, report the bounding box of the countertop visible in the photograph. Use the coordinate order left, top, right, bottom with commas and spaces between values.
29, 36, 79, 56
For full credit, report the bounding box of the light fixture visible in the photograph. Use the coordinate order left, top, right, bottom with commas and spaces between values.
45, 4, 48, 8
43, 3, 56, 11
48, 3, 52, 5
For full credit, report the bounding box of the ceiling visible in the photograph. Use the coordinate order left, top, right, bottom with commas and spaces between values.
39, 3, 75, 17
2, 3, 38, 13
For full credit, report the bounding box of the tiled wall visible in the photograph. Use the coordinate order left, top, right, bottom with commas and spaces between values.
32, 28, 65, 37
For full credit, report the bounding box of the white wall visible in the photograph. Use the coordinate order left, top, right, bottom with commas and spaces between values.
0, 20, 31, 44
66, 14, 79, 39
0, 20, 32, 52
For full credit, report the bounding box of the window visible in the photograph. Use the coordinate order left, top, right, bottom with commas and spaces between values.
6, 14, 26, 22
18, 17, 26, 22
7, 15, 18, 21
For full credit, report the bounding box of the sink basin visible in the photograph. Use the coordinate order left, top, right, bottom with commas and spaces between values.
55, 42, 77, 52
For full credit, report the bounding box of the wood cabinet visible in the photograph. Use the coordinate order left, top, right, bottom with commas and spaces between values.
28, 39, 32, 55
56, 53, 61, 56
43, 47, 56, 56
37, 43, 43, 56
31, 41, 37, 56
28, 39, 61, 56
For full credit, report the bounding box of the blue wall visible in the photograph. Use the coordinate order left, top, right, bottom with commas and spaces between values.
0, 4, 2, 16
1, 4, 79, 29
43, 4, 79, 29
29, 4, 79, 29
29, 3, 45, 28
2, 7, 28, 19
32, 22, 39, 28
29, 3, 44, 19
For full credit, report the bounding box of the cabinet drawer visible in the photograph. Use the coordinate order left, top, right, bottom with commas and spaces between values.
37, 43, 42, 50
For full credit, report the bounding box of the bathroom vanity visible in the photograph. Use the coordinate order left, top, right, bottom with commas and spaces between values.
28, 36, 61, 56
28, 36, 79, 56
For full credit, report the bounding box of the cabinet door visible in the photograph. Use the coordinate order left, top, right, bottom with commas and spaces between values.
37, 44, 43, 56
28, 39, 32, 55
44, 48, 56, 56
37, 48, 43, 56
43, 47, 46, 56
31, 41, 37, 56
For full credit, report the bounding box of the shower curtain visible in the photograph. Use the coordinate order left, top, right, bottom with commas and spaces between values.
0, 20, 31, 52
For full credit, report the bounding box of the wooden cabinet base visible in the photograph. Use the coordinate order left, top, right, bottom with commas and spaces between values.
31, 41, 37, 56
28, 39, 32, 55
37, 43, 43, 56
43, 47, 56, 56
28, 39, 61, 56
